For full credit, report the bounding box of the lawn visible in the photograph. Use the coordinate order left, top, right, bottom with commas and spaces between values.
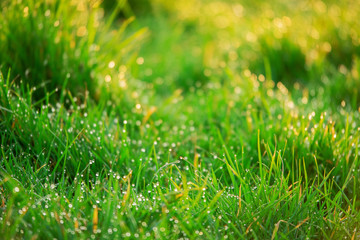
1, 0, 360, 239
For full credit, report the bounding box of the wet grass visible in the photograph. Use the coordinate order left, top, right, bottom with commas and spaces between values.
1, 0, 360, 239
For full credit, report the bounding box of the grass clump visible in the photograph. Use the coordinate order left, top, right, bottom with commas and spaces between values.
249, 37, 308, 87
0, 0, 146, 101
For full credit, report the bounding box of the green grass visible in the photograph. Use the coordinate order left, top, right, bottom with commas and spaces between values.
0, 0, 146, 102
1, 0, 360, 239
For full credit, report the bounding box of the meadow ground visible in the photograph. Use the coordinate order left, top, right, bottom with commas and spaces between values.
1, 0, 360, 239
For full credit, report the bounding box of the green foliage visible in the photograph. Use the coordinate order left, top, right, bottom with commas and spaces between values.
249, 37, 308, 86
102, 0, 152, 18
326, 28, 360, 68
1, 0, 360, 239
0, 0, 145, 102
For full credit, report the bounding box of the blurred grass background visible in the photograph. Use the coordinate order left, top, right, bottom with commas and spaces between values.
1, 0, 359, 105
124, 0, 360, 104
